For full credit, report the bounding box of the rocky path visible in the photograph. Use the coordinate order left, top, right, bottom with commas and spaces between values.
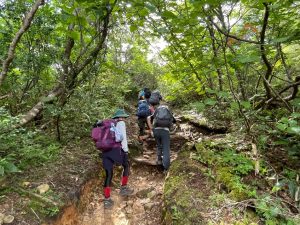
75, 127, 188, 225
78, 164, 165, 225
51, 116, 204, 225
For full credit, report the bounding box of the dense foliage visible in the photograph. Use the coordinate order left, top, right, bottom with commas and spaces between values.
0, 0, 299, 223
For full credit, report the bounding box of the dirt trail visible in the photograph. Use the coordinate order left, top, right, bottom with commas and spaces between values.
76, 132, 187, 225
51, 118, 200, 225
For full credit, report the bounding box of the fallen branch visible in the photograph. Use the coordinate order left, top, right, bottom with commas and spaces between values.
16, 187, 59, 207
0, 93, 11, 100
261, 76, 293, 112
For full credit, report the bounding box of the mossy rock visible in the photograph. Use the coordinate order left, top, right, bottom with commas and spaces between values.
181, 114, 228, 134
163, 144, 211, 225
195, 140, 254, 201
216, 167, 250, 201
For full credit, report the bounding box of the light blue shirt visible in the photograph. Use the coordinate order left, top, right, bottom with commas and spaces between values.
116, 121, 128, 152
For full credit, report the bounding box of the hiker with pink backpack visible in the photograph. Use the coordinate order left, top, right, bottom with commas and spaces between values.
91, 109, 134, 209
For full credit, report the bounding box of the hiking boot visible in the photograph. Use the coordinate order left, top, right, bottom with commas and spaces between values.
119, 185, 134, 196
103, 198, 114, 209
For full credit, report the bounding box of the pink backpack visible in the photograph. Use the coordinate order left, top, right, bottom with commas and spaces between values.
91, 119, 122, 151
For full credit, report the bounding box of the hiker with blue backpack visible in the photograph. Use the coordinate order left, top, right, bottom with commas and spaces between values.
147, 104, 176, 173
91, 109, 134, 209
138, 88, 151, 102
137, 88, 152, 143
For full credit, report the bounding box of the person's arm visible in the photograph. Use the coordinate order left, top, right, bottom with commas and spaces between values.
147, 115, 153, 130
116, 121, 128, 152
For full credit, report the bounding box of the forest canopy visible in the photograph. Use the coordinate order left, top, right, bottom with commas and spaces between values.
0, 0, 299, 223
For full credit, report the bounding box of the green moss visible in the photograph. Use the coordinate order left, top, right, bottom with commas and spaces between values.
164, 138, 260, 224
163, 151, 206, 224
164, 175, 185, 197
216, 167, 254, 200
194, 145, 218, 165
182, 114, 193, 121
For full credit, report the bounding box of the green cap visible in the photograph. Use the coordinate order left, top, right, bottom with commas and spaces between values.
112, 109, 129, 119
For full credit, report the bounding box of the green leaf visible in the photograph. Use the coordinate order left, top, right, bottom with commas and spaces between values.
291, 98, 300, 108
279, 117, 289, 123
237, 54, 260, 63
0, 166, 4, 176
4, 162, 19, 173
130, 25, 138, 32
272, 36, 290, 43
241, 101, 251, 109
291, 112, 300, 118
139, 8, 149, 17
206, 89, 217, 94
273, 140, 289, 145
288, 119, 298, 127
144, 3, 156, 12
204, 98, 217, 106
161, 11, 176, 19
75, 0, 88, 3
217, 91, 230, 98
230, 102, 239, 110
67, 31, 80, 40
157, 27, 168, 34
276, 123, 287, 131
286, 126, 300, 135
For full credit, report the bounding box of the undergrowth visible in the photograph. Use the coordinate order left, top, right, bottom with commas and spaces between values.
193, 139, 300, 224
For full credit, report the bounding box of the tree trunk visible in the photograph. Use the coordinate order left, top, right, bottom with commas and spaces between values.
207, 21, 223, 92
19, 2, 113, 126
0, 0, 45, 88
260, 3, 273, 99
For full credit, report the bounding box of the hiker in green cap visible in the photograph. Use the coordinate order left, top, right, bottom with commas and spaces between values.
101, 109, 134, 209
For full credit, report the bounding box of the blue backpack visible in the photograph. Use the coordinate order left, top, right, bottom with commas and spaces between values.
136, 100, 151, 118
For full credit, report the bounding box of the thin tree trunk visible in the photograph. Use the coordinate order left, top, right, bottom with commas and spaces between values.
207, 21, 223, 92
260, 3, 273, 99
278, 43, 292, 81
56, 115, 61, 141
0, 0, 45, 88
19, 2, 114, 126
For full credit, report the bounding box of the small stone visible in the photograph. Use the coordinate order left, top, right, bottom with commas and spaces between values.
22, 182, 30, 187
37, 184, 50, 194
133, 202, 145, 214
0, 213, 5, 224
120, 202, 127, 209
126, 208, 133, 214
189, 172, 196, 177
144, 202, 155, 210
3, 215, 14, 224
147, 190, 156, 199
140, 198, 150, 205
136, 187, 155, 198
127, 200, 134, 206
